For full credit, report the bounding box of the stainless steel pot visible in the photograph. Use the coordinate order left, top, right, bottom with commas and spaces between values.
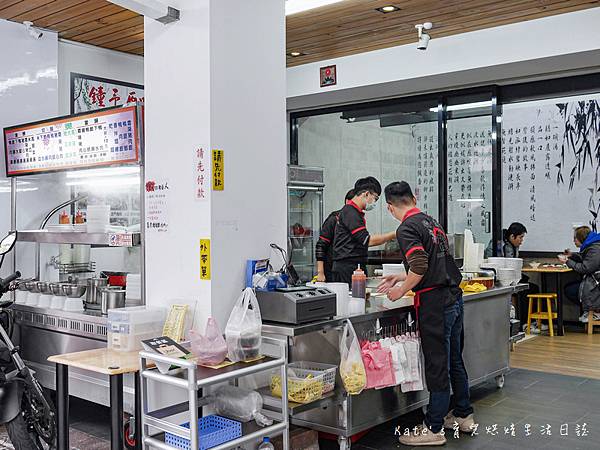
99, 287, 126, 315
86, 278, 108, 306
36, 281, 50, 295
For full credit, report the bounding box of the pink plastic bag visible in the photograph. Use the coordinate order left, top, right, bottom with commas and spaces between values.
189, 318, 228, 366
361, 341, 396, 389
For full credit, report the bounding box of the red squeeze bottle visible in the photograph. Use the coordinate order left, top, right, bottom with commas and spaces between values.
351, 265, 366, 299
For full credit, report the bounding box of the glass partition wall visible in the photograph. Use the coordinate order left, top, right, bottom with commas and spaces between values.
290, 88, 501, 263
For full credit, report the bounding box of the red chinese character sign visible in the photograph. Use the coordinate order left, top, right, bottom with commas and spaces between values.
195, 147, 210, 201
145, 178, 170, 233
71, 73, 144, 114
320, 65, 337, 88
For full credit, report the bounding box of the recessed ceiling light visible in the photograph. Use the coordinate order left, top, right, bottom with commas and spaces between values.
288, 51, 304, 57
376, 5, 400, 13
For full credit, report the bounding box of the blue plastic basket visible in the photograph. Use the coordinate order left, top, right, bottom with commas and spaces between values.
164, 415, 242, 450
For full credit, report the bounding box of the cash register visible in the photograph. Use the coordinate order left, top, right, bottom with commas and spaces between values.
256, 286, 336, 324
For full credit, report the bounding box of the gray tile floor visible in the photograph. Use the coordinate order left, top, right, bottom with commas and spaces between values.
1, 368, 598, 449
320, 368, 600, 450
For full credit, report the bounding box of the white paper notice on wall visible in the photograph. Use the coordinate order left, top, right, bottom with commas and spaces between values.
145, 178, 170, 233
194, 147, 210, 201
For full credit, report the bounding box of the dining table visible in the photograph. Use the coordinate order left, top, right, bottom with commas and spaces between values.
522, 265, 572, 336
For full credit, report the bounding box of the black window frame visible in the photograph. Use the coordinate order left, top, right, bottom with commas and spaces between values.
289, 72, 600, 257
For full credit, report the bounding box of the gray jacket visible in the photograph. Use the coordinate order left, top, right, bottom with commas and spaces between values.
567, 242, 600, 312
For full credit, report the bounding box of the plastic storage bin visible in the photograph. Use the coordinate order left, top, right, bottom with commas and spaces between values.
270, 361, 337, 404
164, 415, 241, 450
107, 306, 166, 352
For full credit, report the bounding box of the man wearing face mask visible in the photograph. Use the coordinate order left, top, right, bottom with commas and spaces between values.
331, 177, 396, 286
377, 181, 474, 447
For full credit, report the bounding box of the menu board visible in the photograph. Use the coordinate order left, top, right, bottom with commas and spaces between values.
3, 106, 139, 177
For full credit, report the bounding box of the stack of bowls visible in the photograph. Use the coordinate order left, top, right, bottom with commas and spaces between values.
25, 281, 40, 306
86, 205, 111, 233
49, 283, 66, 309
504, 258, 523, 284
496, 268, 517, 287
36, 281, 52, 308
61, 284, 86, 312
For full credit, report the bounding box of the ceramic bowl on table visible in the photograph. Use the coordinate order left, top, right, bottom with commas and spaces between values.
529, 262, 541, 269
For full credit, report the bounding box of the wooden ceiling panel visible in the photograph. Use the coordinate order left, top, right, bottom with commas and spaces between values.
1, 0, 599, 66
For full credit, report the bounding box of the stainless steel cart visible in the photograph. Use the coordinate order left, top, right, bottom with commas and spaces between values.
139, 336, 290, 450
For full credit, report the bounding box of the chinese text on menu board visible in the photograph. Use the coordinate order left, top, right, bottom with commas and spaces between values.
4, 106, 139, 176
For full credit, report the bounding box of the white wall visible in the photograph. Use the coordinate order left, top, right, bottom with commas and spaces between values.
287, 7, 600, 110
210, 0, 287, 325
0, 18, 59, 277
58, 40, 144, 115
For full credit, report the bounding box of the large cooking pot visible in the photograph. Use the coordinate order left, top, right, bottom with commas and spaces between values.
99, 287, 126, 315
86, 278, 108, 307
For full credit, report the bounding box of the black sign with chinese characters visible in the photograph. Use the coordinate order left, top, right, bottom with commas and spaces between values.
3, 106, 140, 177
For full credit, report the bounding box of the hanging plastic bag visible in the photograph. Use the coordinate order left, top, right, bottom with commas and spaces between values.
339, 320, 367, 395
225, 288, 262, 362
210, 385, 273, 427
189, 317, 228, 366
361, 341, 396, 389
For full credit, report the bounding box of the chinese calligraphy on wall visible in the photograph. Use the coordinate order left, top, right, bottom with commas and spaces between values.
145, 179, 169, 232
71, 73, 144, 114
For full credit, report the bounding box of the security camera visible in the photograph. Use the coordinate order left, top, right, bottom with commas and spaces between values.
23, 21, 43, 39
415, 22, 433, 50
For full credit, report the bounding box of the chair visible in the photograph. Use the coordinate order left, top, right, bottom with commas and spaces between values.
526, 294, 559, 337
588, 310, 600, 335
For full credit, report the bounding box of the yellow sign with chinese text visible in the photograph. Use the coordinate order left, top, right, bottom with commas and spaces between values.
200, 239, 211, 280
212, 149, 224, 191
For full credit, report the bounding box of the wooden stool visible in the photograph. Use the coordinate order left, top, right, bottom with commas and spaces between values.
527, 294, 558, 337
588, 310, 600, 335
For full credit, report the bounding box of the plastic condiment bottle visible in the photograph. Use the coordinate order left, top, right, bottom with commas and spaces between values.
351, 265, 366, 299
74, 210, 85, 224
258, 437, 275, 450
59, 210, 70, 224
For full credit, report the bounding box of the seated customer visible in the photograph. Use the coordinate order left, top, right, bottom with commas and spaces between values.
484, 222, 528, 258
560, 226, 600, 323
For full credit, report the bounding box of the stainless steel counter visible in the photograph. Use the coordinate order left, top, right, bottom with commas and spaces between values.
262, 285, 522, 449
12, 304, 136, 413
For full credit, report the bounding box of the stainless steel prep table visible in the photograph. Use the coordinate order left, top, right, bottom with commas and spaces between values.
12, 304, 137, 411
262, 285, 525, 449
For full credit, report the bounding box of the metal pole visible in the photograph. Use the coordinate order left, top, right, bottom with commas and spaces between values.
188, 366, 199, 450
134, 372, 142, 450
56, 364, 69, 450
11, 178, 16, 302
110, 374, 124, 450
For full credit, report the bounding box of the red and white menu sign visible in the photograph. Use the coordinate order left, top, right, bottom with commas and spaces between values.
3, 106, 140, 177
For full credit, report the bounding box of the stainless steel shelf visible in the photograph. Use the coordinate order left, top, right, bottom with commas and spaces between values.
16, 230, 141, 247
258, 386, 337, 415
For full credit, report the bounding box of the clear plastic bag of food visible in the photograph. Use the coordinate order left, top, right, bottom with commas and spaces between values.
225, 288, 262, 362
339, 320, 367, 395
189, 317, 228, 366
211, 385, 272, 427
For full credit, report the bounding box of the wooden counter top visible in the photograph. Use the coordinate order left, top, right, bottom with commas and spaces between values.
48, 348, 140, 375
522, 266, 572, 273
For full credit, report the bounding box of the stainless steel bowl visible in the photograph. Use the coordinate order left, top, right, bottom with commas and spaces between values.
36, 281, 51, 294
49, 283, 66, 296
61, 284, 87, 298
17, 281, 29, 291
25, 281, 39, 293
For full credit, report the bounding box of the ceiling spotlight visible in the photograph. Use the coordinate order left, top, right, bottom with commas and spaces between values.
23, 21, 43, 39
288, 51, 304, 57
415, 22, 432, 50
376, 5, 400, 13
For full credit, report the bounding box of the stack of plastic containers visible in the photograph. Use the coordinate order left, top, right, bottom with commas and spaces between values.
107, 306, 166, 352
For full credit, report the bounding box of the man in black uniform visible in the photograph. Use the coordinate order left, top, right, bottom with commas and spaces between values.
315, 189, 355, 282
332, 177, 396, 286
378, 181, 475, 446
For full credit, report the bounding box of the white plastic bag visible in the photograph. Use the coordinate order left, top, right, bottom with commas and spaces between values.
211, 385, 273, 427
225, 288, 262, 362
339, 320, 367, 395
189, 317, 228, 366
